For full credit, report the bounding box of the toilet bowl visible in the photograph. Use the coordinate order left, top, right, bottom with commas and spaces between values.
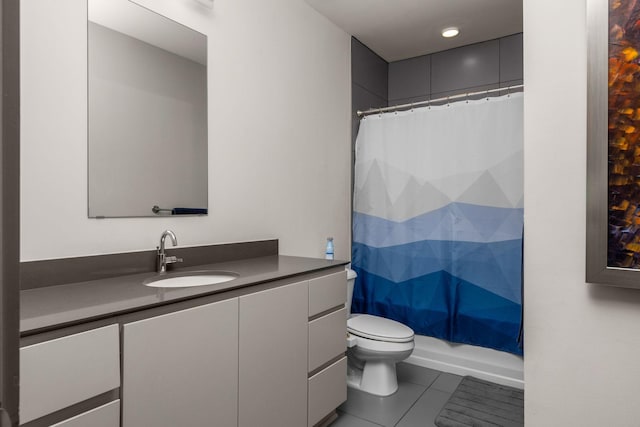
346, 268, 415, 396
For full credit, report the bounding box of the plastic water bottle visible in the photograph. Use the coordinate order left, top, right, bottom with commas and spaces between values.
325, 237, 334, 260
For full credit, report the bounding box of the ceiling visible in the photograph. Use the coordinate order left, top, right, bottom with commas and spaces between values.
304, 0, 523, 62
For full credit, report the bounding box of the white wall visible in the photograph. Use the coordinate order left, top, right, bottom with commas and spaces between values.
21, 0, 351, 261
524, 0, 640, 425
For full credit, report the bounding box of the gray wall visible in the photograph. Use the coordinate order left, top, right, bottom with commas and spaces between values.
388, 33, 523, 105
351, 38, 388, 145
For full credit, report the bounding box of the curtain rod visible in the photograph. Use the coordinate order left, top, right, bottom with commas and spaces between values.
357, 84, 524, 118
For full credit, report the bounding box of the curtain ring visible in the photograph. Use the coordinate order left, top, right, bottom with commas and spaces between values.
447, 96, 450, 107
507, 86, 511, 97
466, 92, 469, 103
486, 89, 490, 101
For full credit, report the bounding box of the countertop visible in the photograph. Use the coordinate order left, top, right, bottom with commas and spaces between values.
21, 255, 348, 335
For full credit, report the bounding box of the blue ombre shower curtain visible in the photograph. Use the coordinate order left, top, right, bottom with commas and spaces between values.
352, 93, 523, 355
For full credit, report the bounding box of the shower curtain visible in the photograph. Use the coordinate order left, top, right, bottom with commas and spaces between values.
352, 93, 523, 355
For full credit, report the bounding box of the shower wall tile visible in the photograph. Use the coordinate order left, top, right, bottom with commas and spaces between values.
499, 33, 524, 83
352, 83, 387, 143
388, 55, 430, 103
431, 40, 500, 94
353, 83, 387, 113
388, 94, 431, 109
352, 37, 388, 144
500, 80, 524, 94
430, 83, 500, 104
384, 33, 522, 104
352, 38, 388, 100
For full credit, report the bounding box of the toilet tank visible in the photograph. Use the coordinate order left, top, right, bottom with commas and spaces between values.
346, 268, 357, 317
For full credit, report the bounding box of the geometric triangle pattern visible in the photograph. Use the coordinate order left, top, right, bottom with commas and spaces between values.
351, 268, 523, 356
354, 160, 452, 222
353, 203, 523, 248
456, 170, 515, 209
353, 93, 523, 355
486, 150, 524, 208
352, 239, 522, 304
355, 94, 524, 221
354, 154, 523, 221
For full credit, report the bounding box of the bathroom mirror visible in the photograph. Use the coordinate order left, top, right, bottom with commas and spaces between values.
88, 0, 208, 218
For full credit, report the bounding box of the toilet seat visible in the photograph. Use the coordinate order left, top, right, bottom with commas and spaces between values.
347, 314, 414, 343
351, 334, 415, 354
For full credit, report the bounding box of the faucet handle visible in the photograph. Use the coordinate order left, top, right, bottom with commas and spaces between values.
165, 256, 183, 265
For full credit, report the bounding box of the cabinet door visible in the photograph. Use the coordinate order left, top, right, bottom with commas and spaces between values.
122, 299, 238, 427
308, 357, 347, 427
308, 271, 346, 317
308, 307, 347, 372
238, 281, 308, 427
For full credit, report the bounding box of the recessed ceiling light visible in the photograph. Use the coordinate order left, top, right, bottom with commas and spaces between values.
442, 27, 460, 38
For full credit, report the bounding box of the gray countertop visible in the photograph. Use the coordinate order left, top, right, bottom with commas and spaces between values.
21, 255, 347, 335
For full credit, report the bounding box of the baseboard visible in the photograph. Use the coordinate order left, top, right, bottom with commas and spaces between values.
405, 335, 524, 389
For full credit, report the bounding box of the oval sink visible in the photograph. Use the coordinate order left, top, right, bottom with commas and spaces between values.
144, 271, 238, 288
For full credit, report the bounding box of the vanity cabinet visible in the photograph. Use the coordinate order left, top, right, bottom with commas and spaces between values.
121, 299, 239, 427
237, 273, 347, 427
238, 280, 309, 427
19, 324, 120, 425
122, 276, 339, 427
20, 267, 347, 427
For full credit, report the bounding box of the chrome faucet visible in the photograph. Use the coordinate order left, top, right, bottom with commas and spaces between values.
157, 230, 183, 273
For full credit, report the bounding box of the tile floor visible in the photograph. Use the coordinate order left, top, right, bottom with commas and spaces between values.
331, 363, 462, 427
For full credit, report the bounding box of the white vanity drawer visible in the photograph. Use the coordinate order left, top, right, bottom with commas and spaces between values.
20, 324, 120, 424
308, 307, 347, 372
50, 400, 120, 427
309, 271, 346, 317
308, 357, 347, 427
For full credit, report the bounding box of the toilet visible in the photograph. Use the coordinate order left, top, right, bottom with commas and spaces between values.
345, 268, 415, 396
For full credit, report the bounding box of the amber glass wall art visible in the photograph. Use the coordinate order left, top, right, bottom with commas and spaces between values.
608, 0, 640, 269
587, 0, 640, 287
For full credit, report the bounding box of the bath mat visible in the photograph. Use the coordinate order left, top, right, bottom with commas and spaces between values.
434, 376, 524, 427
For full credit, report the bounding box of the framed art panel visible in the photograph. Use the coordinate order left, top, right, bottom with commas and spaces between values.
587, 0, 640, 287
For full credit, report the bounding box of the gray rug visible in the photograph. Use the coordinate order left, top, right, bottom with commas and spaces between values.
434, 376, 524, 427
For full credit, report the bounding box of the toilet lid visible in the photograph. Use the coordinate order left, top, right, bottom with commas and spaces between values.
347, 314, 414, 343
